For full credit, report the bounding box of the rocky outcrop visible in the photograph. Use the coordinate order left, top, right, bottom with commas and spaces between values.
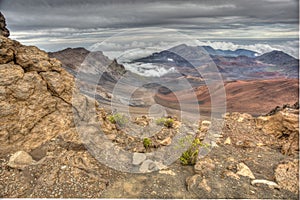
256, 107, 299, 156
265, 102, 299, 116
0, 35, 92, 155
0, 12, 9, 37
0, 34, 120, 197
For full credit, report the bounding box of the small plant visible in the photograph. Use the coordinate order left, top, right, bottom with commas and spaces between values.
155, 117, 165, 125
107, 113, 127, 126
143, 138, 152, 149
164, 118, 174, 128
180, 138, 202, 165
155, 117, 174, 128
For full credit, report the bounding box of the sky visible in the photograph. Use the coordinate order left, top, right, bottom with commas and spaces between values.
0, 0, 299, 57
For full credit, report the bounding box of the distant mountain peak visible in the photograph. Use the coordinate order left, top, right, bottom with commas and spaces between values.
202, 46, 258, 58
50, 47, 90, 54
257, 50, 298, 65
260, 50, 293, 57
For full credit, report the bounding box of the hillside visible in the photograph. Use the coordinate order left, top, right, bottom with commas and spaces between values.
154, 78, 299, 116
49, 47, 127, 102
202, 46, 257, 57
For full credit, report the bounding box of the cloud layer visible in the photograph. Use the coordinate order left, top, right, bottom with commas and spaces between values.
1, 0, 298, 54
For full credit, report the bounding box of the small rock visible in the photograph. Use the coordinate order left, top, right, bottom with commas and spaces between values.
227, 157, 235, 162
186, 174, 200, 191
212, 134, 223, 138
256, 142, 264, 147
211, 141, 219, 148
201, 120, 211, 127
123, 182, 134, 194
132, 153, 146, 166
133, 143, 146, 153
153, 161, 167, 170
187, 132, 195, 135
200, 120, 211, 132
223, 170, 240, 180
198, 178, 211, 193
61, 165, 67, 170
148, 162, 157, 171
159, 169, 176, 176
8, 151, 35, 170
29, 145, 47, 161
224, 137, 231, 145
194, 157, 215, 175
251, 179, 280, 189
139, 159, 154, 173
159, 137, 172, 146
106, 134, 116, 140
236, 162, 255, 179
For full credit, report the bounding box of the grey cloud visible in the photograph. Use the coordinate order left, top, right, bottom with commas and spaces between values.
0, 0, 298, 51
1, 0, 298, 30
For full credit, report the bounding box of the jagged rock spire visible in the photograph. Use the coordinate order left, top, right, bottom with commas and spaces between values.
0, 12, 10, 37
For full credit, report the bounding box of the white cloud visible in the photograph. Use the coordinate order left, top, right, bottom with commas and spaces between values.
123, 63, 176, 77
197, 40, 299, 58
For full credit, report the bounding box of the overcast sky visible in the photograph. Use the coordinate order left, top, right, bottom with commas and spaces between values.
0, 0, 299, 56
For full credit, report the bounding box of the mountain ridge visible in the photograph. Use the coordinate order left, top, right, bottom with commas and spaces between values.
202, 45, 258, 58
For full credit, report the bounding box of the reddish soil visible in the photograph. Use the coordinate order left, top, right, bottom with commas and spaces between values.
154, 78, 299, 116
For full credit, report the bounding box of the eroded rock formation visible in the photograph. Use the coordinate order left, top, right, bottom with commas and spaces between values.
0, 35, 98, 155
0, 12, 10, 37
0, 29, 120, 197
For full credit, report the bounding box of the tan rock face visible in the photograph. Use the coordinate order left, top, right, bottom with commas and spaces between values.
256, 108, 299, 155
0, 36, 95, 155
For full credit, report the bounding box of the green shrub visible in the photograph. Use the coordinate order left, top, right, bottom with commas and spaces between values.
107, 113, 127, 126
143, 138, 152, 149
155, 118, 165, 125
155, 117, 174, 128
180, 138, 202, 165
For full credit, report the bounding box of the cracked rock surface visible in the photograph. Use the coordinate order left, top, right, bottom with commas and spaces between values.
0, 35, 123, 197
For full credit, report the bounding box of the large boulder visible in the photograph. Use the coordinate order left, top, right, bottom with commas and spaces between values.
0, 35, 97, 155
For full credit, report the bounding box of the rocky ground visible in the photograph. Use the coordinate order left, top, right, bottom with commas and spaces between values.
100, 107, 299, 198
0, 102, 298, 198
